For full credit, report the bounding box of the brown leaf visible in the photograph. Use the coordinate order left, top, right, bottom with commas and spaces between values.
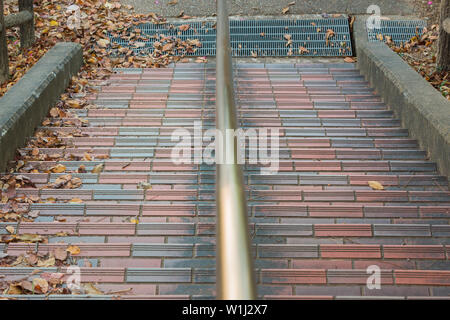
31, 148, 40, 157
344, 57, 356, 63
53, 248, 68, 261
282, 6, 290, 14
32, 278, 49, 294
178, 24, 190, 32
49, 107, 60, 118
325, 29, 335, 46
26, 253, 38, 265
299, 46, 310, 55
20, 280, 33, 292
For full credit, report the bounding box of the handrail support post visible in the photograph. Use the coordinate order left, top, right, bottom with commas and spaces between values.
18, 0, 34, 49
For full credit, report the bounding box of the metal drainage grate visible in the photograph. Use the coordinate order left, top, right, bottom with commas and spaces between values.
367, 20, 427, 45
108, 18, 353, 57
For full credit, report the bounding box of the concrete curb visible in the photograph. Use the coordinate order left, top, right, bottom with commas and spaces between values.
353, 16, 450, 179
0, 42, 83, 172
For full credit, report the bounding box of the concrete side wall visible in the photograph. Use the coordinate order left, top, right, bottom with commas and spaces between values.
354, 17, 450, 179
0, 42, 83, 171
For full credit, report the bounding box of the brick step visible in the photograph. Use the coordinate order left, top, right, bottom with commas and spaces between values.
4, 203, 445, 218
97, 87, 375, 94
4, 243, 449, 260
10, 171, 447, 187
41, 126, 411, 137
0, 267, 448, 290
46, 117, 399, 127
10, 188, 450, 202
13, 154, 439, 173
44, 137, 420, 149
3, 221, 449, 237
68, 109, 394, 118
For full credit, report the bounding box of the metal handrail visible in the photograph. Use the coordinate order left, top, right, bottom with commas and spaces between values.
215, 0, 257, 300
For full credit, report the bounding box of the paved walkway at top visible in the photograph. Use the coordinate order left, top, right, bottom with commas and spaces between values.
122, 0, 416, 17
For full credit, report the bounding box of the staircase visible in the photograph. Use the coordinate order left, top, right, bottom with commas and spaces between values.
1, 62, 449, 299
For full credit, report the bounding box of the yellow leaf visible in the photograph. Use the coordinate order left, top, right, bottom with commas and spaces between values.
137, 182, 152, 190
83, 153, 92, 161
50, 164, 66, 173
7, 284, 22, 295
368, 181, 384, 190
37, 256, 56, 267
16, 234, 44, 242
5, 226, 15, 234
130, 218, 139, 224
83, 283, 104, 295
66, 99, 82, 109
50, 20, 59, 27
67, 245, 81, 255
69, 198, 83, 204
91, 163, 104, 174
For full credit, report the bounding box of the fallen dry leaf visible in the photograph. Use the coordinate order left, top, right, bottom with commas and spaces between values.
50, 164, 66, 173
130, 218, 139, 224
368, 181, 385, 190
7, 284, 22, 295
5, 226, 15, 234
299, 46, 310, 55
67, 245, 81, 255
178, 24, 190, 32
32, 278, 49, 294
37, 256, 56, 268
344, 57, 356, 63
91, 163, 104, 174
83, 283, 104, 295
53, 248, 68, 261
15, 234, 45, 243
69, 198, 84, 204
